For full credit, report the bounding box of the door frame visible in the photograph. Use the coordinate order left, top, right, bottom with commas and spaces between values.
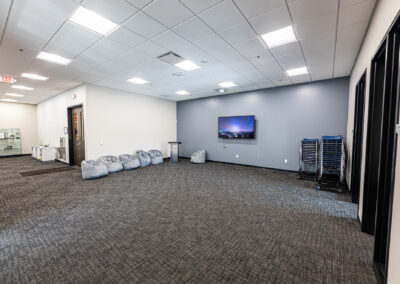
350, 70, 366, 204
67, 104, 85, 166
362, 39, 388, 236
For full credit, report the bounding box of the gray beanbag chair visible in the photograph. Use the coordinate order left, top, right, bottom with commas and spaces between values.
148, 149, 163, 164
81, 160, 108, 180
191, 150, 206, 164
99, 155, 123, 173
136, 150, 151, 167
120, 154, 141, 170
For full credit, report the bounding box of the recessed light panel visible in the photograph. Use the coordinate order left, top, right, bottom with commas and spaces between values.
286, 67, 308, 77
21, 73, 49, 81
175, 60, 200, 71
261, 26, 297, 48
176, 90, 190, 95
37, 52, 72, 65
12, 85, 33, 91
219, 81, 236, 88
69, 6, 118, 35
5, 93, 24, 97
0, 98, 17, 102
127, 77, 149, 84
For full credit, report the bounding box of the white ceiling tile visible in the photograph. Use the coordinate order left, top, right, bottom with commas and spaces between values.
290, 74, 312, 84
143, 0, 193, 28
198, 0, 244, 32
172, 17, 214, 42
18, 0, 78, 19
0, 36, 40, 77
179, 0, 224, 14
233, 0, 285, 19
300, 29, 336, 52
218, 21, 257, 45
135, 40, 168, 57
340, 0, 374, 9
233, 38, 274, 63
109, 49, 151, 69
108, 26, 147, 48
288, 0, 338, 24
82, 0, 138, 24
269, 42, 302, 58
125, 0, 152, 9
152, 31, 190, 51
338, 0, 375, 27
44, 22, 102, 58
194, 34, 229, 53
276, 52, 306, 70
0, 0, 12, 34
249, 6, 291, 36
294, 12, 337, 39
267, 72, 291, 85
337, 20, 369, 41
80, 38, 130, 64
7, 1, 66, 42
124, 11, 167, 39
24, 59, 64, 77
334, 36, 363, 76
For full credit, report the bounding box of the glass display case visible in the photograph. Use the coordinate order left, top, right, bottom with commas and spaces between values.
0, 128, 22, 156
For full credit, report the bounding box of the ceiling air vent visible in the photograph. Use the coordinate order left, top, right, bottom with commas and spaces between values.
157, 52, 183, 65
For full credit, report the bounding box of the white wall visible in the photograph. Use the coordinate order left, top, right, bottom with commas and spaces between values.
36, 85, 87, 163
346, 1, 400, 283
0, 102, 37, 154
85, 84, 176, 160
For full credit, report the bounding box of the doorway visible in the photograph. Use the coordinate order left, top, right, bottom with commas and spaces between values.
350, 71, 366, 204
68, 105, 85, 167
362, 41, 387, 236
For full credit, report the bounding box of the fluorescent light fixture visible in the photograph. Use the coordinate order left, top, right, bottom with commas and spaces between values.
286, 66, 308, 77
219, 81, 236, 88
219, 89, 226, 93
175, 60, 200, 71
176, 90, 190, 95
1, 98, 17, 102
21, 73, 49, 81
12, 85, 33, 91
261, 26, 297, 48
127, 77, 149, 84
5, 93, 24, 98
70, 6, 118, 35
37, 52, 72, 65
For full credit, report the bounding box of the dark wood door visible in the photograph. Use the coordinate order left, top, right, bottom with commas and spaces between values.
350, 72, 366, 204
72, 107, 85, 167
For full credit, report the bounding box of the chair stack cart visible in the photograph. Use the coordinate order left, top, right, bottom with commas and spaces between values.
317, 135, 346, 192
299, 138, 318, 181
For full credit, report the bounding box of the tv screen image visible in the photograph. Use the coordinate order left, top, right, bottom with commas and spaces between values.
218, 115, 255, 139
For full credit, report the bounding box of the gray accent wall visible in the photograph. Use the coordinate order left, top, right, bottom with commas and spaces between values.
177, 77, 350, 171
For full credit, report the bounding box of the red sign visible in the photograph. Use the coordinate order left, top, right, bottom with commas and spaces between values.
0, 76, 16, 83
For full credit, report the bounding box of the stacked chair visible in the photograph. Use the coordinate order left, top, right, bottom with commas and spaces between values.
298, 136, 346, 193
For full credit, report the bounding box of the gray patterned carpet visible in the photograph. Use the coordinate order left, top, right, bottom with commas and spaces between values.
0, 156, 376, 283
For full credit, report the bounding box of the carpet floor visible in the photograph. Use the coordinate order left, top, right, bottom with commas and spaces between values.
0, 156, 376, 283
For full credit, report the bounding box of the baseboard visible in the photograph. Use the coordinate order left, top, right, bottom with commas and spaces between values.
0, 154, 31, 158
179, 156, 298, 173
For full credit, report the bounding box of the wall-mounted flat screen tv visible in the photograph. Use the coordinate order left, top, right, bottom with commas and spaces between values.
218, 115, 255, 139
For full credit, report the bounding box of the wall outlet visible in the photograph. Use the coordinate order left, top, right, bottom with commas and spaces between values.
236, 154, 239, 158
284, 159, 288, 163
223, 144, 227, 148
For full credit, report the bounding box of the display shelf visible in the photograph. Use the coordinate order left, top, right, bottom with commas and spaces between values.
0, 128, 22, 156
